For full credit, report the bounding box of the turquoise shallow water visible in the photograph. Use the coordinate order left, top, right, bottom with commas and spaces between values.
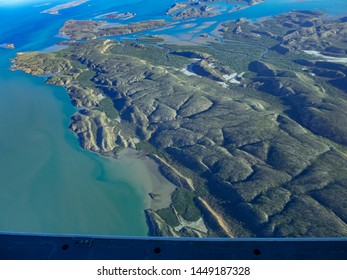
0, 51, 153, 235
0, 0, 346, 236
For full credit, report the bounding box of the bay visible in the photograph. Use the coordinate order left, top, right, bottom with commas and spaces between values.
0, 51, 154, 235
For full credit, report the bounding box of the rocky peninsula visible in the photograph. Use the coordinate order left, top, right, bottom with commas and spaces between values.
165, 0, 266, 20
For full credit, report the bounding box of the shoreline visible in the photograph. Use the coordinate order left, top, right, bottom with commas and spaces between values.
11, 41, 177, 215
111, 148, 177, 212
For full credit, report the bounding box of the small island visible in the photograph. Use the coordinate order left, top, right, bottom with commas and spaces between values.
165, 0, 266, 20
0, 43, 15, 49
166, 1, 221, 19
60, 19, 172, 40
98, 12, 136, 21
41, 0, 89, 15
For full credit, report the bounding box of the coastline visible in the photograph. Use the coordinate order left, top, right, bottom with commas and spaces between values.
115, 148, 176, 212
11, 41, 177, 215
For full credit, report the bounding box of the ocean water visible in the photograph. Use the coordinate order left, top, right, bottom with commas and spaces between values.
0, 1, 174, 236
0, 0, 346, 236
0, 50, 154, 236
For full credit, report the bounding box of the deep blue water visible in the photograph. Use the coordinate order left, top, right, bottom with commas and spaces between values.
2, 0, 346, 51
0, 0, 346, 235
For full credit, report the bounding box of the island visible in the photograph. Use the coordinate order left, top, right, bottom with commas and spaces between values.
12, 9, 347, 238
0, 43, 15, 49
166, 2, 219, 20
60, 19, 172, 40
98, 12, 136, 21
41, 0, 89, 15
165, 0, 266, 20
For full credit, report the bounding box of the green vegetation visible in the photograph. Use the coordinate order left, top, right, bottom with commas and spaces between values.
156, 207, 180, 227
137, 37, 164, 44
136, 141, 158, 154
111, 41, 190, 68
96, 97, 119, 119
60, 19, 171, 40
76, 69, 95, 87
172, 188, 201, 222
